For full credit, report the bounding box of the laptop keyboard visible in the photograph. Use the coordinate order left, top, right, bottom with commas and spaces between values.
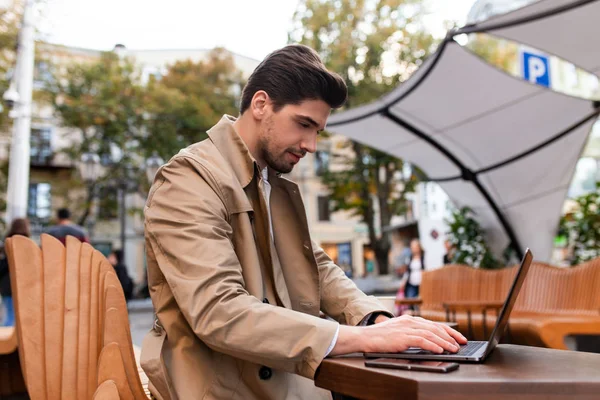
402, 341, 487, 357
446, 341, 486, 356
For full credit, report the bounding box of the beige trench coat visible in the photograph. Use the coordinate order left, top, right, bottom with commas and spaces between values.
141, 115, 390, 399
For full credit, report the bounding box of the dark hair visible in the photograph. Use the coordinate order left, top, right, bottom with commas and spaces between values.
6, 218, 31, 238
57, 208, 71, 220
112, 249, 124, 265
240, 44, 347, 114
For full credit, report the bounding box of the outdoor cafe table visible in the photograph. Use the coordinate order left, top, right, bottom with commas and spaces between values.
315, 344, 600, 400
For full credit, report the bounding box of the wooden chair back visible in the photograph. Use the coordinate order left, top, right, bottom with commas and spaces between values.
5, 234, 147, 400
420, 258, 600, 314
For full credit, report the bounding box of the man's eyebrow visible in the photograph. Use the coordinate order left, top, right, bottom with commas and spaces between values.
296, 114, 324, 130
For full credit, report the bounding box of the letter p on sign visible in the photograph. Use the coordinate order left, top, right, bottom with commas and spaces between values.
522, 51, 551, 88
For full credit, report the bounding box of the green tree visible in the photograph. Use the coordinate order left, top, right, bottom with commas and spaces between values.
0, 2, 23, 224
559, 182, 600, 265
0, 2, 20, 132
45, 52, 146, 226
289, 0, 437, 274
465, 34, 519, 75
445, 206, 500, 269
141, 48, 245, 162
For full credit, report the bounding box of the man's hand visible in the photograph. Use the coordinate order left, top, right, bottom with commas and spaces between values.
374, 314, 390, 324
329, 315, 467, 356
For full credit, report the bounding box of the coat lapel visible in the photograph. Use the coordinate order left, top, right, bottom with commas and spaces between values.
207, 115, 312, 311
269, 173, 320, 316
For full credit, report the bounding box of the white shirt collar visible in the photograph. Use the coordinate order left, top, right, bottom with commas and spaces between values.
261, 166, 269, 183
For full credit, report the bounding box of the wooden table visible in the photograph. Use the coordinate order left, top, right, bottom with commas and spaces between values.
315, 345, 600, 400
442, 300, 504, 340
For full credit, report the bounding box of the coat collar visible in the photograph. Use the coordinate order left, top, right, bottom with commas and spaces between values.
207, 115, 287, 188
207, 115, 258, 188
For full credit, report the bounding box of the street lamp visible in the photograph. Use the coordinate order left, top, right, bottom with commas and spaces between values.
4, 0, 38, 224
79, 152, 102, 183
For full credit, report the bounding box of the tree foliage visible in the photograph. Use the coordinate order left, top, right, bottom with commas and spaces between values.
0, 2, 20, 131
0, 3, 20, 223
289, 0, 437, 274
141, 48, 244, 161
45, 47, 245, 226
46, 52, 146, 225
446, 206, 501, 269
559, 182, 600, 265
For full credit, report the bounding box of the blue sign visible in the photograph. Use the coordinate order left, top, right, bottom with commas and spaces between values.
522, 51, 551, 88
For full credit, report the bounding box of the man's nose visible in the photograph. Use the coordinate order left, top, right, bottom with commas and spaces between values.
300, 133, 317, 154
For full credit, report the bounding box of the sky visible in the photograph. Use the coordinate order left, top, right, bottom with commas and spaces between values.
35, 0, 477, 61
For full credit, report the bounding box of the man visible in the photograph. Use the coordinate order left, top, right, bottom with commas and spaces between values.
45, 208, 89, 244
142, 44, 466, 400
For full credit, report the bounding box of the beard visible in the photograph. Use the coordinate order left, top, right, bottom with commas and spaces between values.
260, 140, 299, 174
258, 118, 305, 174
263, 148, 294, 174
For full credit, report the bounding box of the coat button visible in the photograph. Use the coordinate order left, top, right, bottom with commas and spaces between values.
259, 366, 272, 380
262, 298, 269, 304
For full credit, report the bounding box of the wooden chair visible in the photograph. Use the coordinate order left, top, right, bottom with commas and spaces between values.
5, 234, 149, 400
419, 261, 600, 347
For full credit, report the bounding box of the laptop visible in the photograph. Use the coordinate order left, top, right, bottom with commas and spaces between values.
365, 248, 533, 362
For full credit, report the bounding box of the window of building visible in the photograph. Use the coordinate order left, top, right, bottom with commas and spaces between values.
30, 127, 53, 165
33, 61, 53, 89
317, 195, 331, 222
28, 183, 52, 235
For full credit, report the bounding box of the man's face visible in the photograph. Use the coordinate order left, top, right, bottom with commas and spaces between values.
257, 99, 330, 174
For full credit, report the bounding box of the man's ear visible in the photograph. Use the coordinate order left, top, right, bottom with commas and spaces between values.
251, 90, 270, 120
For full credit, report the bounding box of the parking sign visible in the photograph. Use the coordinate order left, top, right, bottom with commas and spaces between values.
522, 51, 551, 88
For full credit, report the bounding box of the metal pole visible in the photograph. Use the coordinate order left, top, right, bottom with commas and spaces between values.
87, 183, 96, 242
5, 0, 36, 224
119, 185, 126, 258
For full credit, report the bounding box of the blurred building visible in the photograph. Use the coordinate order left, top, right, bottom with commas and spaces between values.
0, 43, 262, 284
286, 135, 376, 278
0, 42, 383, 282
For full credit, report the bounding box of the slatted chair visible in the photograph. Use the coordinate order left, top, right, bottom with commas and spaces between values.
419, 260, 600, 348
5, 234, 149, 400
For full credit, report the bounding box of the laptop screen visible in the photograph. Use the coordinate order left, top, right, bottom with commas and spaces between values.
483, 248, 533, 358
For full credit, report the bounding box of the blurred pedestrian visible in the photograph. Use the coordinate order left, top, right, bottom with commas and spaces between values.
0, 218, 31, 326
108, 249, 134, 301
443, 239, 455, 264
45, 208, 89, 244
405, 239, 425, 298
393, 239, 412, 315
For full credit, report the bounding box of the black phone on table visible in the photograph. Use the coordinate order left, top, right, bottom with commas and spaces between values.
365, 358, 459, 373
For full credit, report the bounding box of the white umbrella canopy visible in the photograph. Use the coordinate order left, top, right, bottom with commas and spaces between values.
457, 0, 600, 76
327, 38, 598, 262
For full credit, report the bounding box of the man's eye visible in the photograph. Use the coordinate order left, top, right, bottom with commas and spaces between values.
299, 122, 310, 128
